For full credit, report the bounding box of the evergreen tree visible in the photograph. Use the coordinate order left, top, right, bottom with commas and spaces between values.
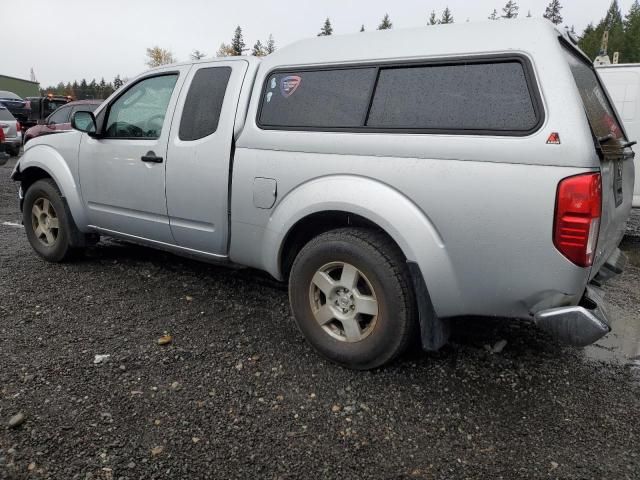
113, 76, 123, 90
360, 24, 365, 32
579, 1, 625, 61
502, 1, 519, 19
378, 13, 393, 30
252, 40, 266, 57
624, 0, 640, 62
265, 34, 276, 54
318, 18, 333, 36
231, 26, 245, 56
488, 9, 499, 20
441, 7, 454, 24
543, 0, 563, 25
428, 10, 440, 25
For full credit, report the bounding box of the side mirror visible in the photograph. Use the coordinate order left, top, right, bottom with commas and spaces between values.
71, 111, 97, 135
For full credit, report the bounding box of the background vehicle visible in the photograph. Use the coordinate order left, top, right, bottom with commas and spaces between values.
22, 95, 73, 131
0, 90, 30, 123
23, 100, 102, 144
0, 106, 22, 156
11, 20, 634, 369
0, 124, 8, 165
598, 64, 640, 207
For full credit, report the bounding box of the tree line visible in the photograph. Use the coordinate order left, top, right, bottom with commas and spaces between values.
41, 0, 640, 99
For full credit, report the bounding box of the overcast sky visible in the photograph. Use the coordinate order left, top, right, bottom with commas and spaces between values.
1, 0, 635, 87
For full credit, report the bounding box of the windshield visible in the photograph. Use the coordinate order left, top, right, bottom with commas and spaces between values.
0, 90, 22, 100
0, 108, 15, 121
562, 45, 626, 142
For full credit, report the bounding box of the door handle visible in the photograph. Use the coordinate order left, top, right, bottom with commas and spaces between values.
141, 151, 163, 163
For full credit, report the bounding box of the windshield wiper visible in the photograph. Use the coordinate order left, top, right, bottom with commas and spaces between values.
621, 140, 637, 149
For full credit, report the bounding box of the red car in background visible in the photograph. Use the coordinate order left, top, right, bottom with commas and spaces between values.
23, 100, 102, 144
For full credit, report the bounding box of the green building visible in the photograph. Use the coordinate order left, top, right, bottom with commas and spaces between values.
0, 74, 40, 98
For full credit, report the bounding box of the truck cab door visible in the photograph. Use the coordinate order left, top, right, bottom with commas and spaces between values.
165, 59, 249, 255
78, 68, 188, 243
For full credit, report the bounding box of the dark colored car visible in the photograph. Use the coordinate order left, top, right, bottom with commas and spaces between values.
0, 90, 30, 123
23, 95, 73, 130
23, 100, 102, 144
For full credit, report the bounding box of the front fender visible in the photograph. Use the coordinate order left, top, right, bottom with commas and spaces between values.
262, 175, 465, 318
12, 143, 89, 231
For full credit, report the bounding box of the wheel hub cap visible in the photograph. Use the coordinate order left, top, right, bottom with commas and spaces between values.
309, 262, 379, 343
31, 197, 59, 247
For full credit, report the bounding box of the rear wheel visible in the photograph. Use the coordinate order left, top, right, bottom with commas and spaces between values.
289, 228, 417, 370
23, 179, 78, 262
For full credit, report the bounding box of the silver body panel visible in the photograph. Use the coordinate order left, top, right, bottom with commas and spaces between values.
12, 20, 633, 325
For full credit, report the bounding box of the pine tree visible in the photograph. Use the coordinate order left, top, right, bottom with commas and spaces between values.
265, 34, 276, 54
579, 1, 625, 61
360, 24, 365, 32
543, 0, 563, 25
190, 50, 206, 60
318, 18, 333, 36
624, 0, 640, 62
441, 7, 454, 24
502, 1, 519, 19
231, 26, 245, 56
488, 9, 499, 20
428, 11, 440, 25
378, 13, 393, 30
252, 40, 266, 57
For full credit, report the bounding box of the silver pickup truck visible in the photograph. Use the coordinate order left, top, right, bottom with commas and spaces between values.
11, 20, 634, 369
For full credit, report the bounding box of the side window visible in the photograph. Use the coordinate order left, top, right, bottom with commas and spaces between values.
259, 68, 377, 128
104, 74, 178, 139
48, 107, 71, 125
367, 62, 538, 132
179, 67, 231, 141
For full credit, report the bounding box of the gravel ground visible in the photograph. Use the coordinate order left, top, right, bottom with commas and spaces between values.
1, 156, 640, 479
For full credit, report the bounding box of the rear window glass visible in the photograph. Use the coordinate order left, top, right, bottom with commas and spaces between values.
367, 62, 538, 131
0, 109, 14, 120
563, 47, 625, 140
259, 68, 377, 128
179, 67, 231, 141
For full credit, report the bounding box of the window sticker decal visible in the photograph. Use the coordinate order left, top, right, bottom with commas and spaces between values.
270, 77, 277, 89
266, 92, 273, 103
280, 75, 302, 98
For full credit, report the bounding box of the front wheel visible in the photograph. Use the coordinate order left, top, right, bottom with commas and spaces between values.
289, 228, 418, 370
23, 179, 77, 262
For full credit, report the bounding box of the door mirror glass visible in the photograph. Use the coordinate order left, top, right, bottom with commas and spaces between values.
71, 111, 97, 133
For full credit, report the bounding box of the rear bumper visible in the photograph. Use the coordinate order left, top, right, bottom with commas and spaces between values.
533, 248, 627, 347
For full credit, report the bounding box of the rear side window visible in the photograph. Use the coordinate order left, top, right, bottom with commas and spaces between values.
258, 57, 541, 135
179, 67, 231, 141
259, 68, 377, 128
368, 62, 538, 132
48, 106, 71, 124
0, 109, 14, 121
563, 47, 625, 140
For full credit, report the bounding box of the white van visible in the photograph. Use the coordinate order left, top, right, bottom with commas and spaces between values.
598, 64, 640, 207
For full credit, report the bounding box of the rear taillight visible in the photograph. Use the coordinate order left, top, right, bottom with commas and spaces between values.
0, 128, 5, 142
16, 121, 21, 132
553, 173, 602, 267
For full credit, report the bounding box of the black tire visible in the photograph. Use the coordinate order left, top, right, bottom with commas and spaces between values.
8, 145, 20, 157
23, 179, 77, 262
289, 228, 418, 370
